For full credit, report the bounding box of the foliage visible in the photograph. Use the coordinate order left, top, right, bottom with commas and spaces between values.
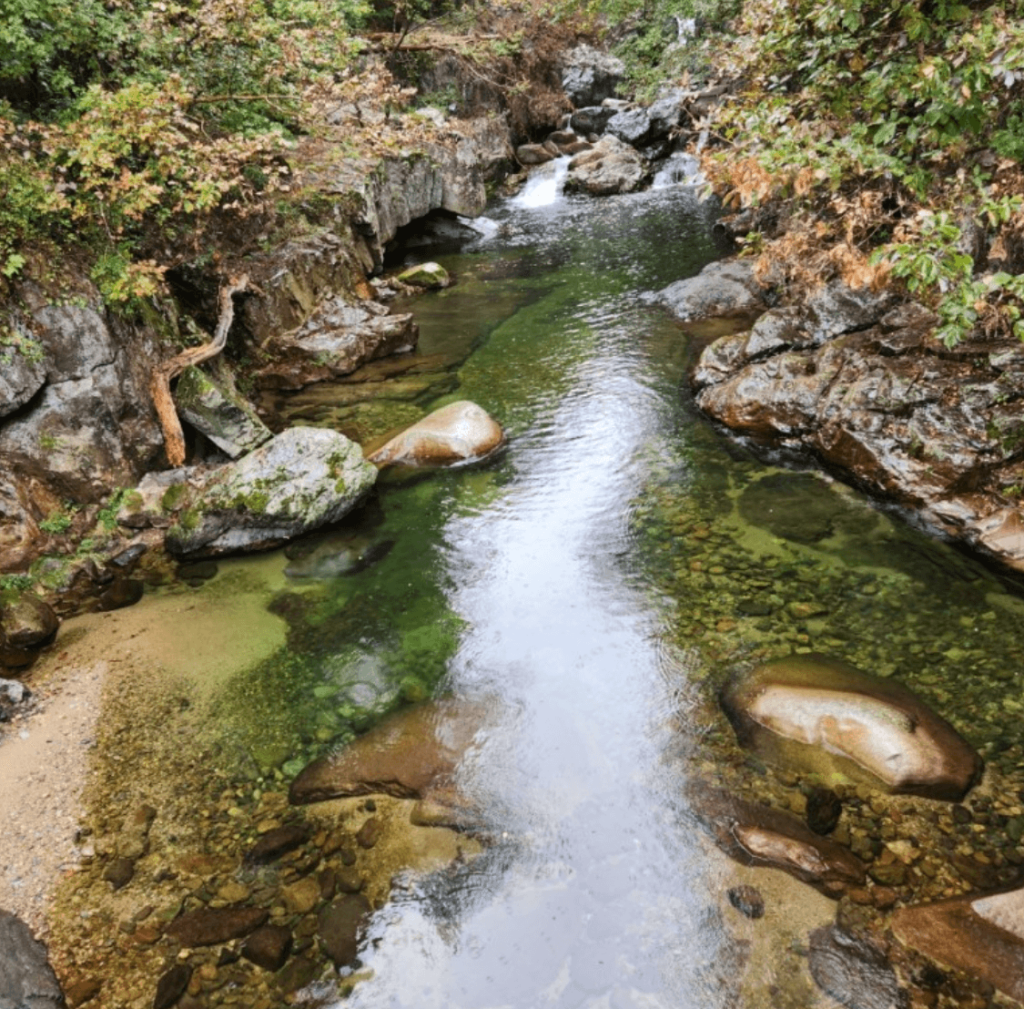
699, 0, 1024, 345
38, 504, 75, 534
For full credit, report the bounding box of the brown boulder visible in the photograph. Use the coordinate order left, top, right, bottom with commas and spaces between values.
893, 886, 1024, 1003
693, 789, 866, 896
289, 697, 490, 805
367, 401, 504, 469
720, 654, 982, 800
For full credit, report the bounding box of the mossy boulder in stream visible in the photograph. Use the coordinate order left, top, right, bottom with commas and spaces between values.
720, 654, 982, 800
165, 427, 376, 558
398, 262, 450, 289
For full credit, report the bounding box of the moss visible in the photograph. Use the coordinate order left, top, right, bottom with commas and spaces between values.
178, 506, 202, 532
122, 489, 144, 513
161, 483, 188, 512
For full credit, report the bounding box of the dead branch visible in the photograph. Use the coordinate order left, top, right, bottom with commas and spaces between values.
150, 273, 249, 467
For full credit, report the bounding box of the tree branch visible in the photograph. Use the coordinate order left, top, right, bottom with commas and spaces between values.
150, 273, 249, 467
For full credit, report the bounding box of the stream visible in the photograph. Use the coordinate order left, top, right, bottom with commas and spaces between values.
52, 157, 1024, 1008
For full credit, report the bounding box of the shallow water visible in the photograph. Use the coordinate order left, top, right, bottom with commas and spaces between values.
205, 172, 1024, 1006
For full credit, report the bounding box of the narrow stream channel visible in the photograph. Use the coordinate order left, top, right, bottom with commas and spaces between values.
337, 177, 729, 1008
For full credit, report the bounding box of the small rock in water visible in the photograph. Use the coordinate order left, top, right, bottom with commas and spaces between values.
242, 924, 292, 972
153, 965, 192, 1009
318, 894, 371, 967
245, 823, 310, 864
727, 885, 765, 919
102, 856, 135, 890
806, 787, 843, 836
165, 906, 268, 947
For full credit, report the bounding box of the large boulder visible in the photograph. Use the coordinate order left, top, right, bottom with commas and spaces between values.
569, 106, 615, 137
561, 45, 624, 108
720, 654, 983, 800
164, 427, 377, 558
660, 259, 767, 323
605, 107, 652, 147
289, 697, 491, 805
368, 400, 504, 469
565, 135, 648, 197
0, 909, 65, 1008
1, 593, 59, 669
892, 886, 1024, 1003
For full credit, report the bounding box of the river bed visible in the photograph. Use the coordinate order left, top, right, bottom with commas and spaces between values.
28, 163, 1024, 1008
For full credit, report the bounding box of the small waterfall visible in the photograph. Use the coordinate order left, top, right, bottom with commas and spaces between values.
651, 152, 703, 189
511, 156, 572, 209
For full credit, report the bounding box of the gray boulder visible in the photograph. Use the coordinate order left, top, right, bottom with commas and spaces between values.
720, 653, 983, 800
164, 427, 376, 558
647, 90, 686, 139
561, 45, 624, 107
660, 259, 766, 323
255, 298, 418, 392
174, 363, 272, 459
569, 107, 615, 136
605, 107, 652, 147
0, 332, 46, 420
566, 135, 647, 196
0, 910, 65, 1008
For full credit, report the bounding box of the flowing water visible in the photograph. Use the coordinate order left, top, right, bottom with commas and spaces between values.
114, 168, 1024, 1007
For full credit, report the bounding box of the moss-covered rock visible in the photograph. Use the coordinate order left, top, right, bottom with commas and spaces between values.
165, 427, 376, 558
398, 262, 450, 289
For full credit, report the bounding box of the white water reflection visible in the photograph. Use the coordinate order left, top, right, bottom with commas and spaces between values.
341, 319, 726, 1005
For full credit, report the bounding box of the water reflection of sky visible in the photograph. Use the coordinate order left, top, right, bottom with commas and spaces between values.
340, 178, 730, 1008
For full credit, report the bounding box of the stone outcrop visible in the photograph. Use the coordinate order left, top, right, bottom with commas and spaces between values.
687, 273, 1024, 574
561, 45, 625, 108
254, 297, 418, 392
892, 886, 1024, 1003
565, 135, 648, 197
289, 697, 491, 806
720, 654, 983, 800
368, 400, 505, 469
163, 427, 377, 558
0, 909, 65, 1008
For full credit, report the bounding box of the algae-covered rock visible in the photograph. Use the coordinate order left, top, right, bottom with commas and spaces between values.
368, 400, 504, 469
173, 364, 272, 458
398, 262, 450, 289
165, 427, 376, 558
720, 654, 982, 800
0, 592, 59, 668
289, 697, 491, 805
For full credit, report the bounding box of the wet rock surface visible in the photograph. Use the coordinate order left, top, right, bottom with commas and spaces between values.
720, 653, 983, 799
173, 362, 272, 459
0, 909, 65, 1008
808, 925, 907, 1009
368, 400, 505, 470
565, 135, 648, 196
560, 45, 624, 108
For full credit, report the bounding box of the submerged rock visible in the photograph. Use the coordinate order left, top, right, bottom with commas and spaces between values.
694, 790, 865, 896
892, 886, 1024, 1003
284, 534, 394, 579
165, 906, 268, 947
0, 909, 65, 1008
720, 654, 983, 800
565, 135, 647, 196
368, 401, 504, 469
289, 697, 491, 805
318, 894, 371, 967
808, 925, 907, 1009
164, 427, 377, 558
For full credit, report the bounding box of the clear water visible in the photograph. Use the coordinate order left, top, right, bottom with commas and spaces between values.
218, 173, 1024, 1007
